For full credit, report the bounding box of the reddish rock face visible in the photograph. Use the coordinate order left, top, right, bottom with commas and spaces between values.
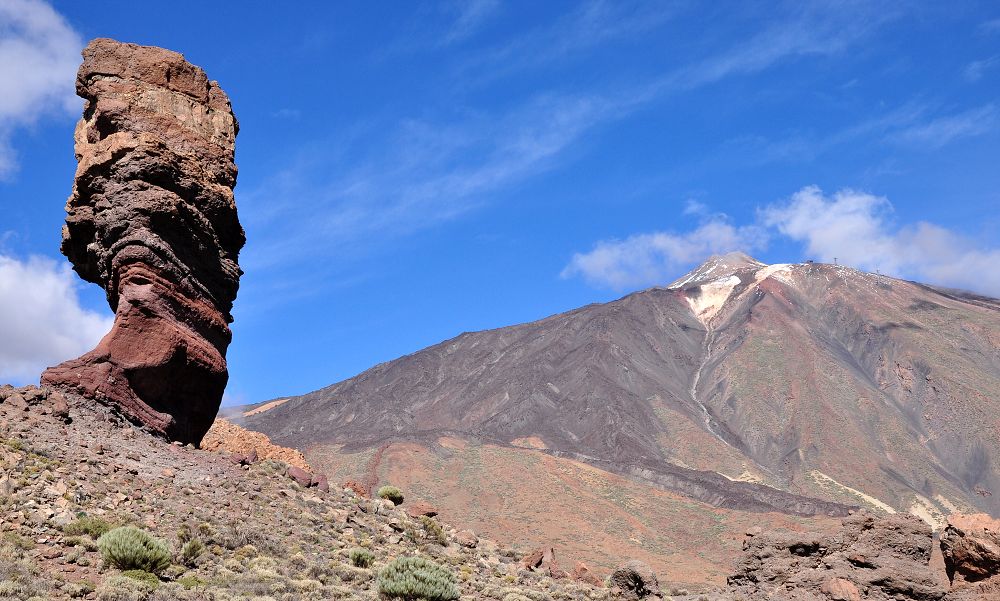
41, 38, 243, 445
940, 513, 1000, 587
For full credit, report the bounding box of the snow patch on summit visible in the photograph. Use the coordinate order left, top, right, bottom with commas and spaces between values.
686, 275, 741, 324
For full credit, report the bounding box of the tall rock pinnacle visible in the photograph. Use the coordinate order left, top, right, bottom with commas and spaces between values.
41, 38, 245, 444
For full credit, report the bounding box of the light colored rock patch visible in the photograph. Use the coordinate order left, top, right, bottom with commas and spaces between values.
909, 495, 947, 530
808, 470, 897, 514
753, 263, 795, 286
243, 398, 289, 417
717, 467, 766, 485
934, 494, 959, 514
511, 436, 548, 450
685, 275, 741, 324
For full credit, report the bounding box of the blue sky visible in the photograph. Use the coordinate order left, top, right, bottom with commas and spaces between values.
1, 1, 999, 402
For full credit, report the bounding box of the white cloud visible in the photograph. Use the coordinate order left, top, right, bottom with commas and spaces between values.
0, 0, 82, 178
0, 254, 112, 383
763, 186, 1000, 296
560, 218, 767, 289
564, 186, 1000, 297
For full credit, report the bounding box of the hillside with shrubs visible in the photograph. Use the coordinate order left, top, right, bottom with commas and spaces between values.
0, 384, 676, 600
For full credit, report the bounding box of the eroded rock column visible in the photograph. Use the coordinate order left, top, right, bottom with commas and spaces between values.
42, 38, 244, 444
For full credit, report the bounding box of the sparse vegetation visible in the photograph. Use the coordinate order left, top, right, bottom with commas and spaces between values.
377, 485, 404, 505
64, 515, 114, 538
420, 515, 448, 546
121, 569, 160, 589
377, 556, 460, 600
95, 574, 154, 601
350, 547, 376, 568
96, 527, 172, 574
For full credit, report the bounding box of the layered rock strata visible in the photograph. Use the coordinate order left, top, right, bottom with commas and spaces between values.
41, 38, 244, 444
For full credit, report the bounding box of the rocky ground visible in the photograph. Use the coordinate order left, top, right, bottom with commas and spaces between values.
3, 384, 744, 601
0, 384, 617, 600
3, 383, 998, 601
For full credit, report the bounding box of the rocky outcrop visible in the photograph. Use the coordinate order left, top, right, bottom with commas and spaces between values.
201, 419, 309, 470
608, 560, 662, 599
728, 512, 947, 600
522, 546, 568, 579
41, 38, 244, 444
940, 513, 1000, 600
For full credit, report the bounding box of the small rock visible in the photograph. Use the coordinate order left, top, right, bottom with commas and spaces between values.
572, 561, 603, 587
455, 529, 479, 548
820, 577, 861, 601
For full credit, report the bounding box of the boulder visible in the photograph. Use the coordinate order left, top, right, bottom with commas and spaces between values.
311, 474, 330, 492
455, 530, 479, 548
286, 466, 313, 487
608, 559, 661, 599
728, 512, 946, 601
41, 38, 244, 445
522, 546, 567, 579
49, 391, 70, 423
941, 513, 1000, 585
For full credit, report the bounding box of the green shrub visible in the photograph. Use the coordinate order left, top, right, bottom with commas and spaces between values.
121, 570, 159, 589
64, 515, 114, 538
419, 516, 447, 546
97, 527, 172, 574
377, 485, 404, 505
179, 539, 203, 566
377, 556, 459, 600
350, 547, 375, 568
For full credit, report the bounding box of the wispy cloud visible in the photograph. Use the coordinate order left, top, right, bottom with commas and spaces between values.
0, 0, 82, 178
964, 55, 999, 82
443, 0, 501, 44
563, 186, 1000, 297
979, 18, 1000, 35
0, 254, 112, 383
660, 2, 896, 93
243, 3, 899, 291
241, 93, 621, 272
458, 0, 682, 80
889, 104, 998, 149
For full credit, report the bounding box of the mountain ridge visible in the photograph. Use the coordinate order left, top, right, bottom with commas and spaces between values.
243, 256, 1000, 579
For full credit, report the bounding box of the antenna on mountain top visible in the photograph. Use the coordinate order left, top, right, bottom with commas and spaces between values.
834, 257, 838, 265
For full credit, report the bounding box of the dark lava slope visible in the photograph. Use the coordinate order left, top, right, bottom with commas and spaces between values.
246, 254, 1000, 519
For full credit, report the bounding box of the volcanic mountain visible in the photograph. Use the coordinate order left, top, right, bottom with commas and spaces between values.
243, 253, 1000, 581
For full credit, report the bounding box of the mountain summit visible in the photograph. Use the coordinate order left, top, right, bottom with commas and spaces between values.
243, 257, 1000, 579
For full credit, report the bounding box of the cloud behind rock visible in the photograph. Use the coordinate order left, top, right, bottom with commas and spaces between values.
0, 254, 112, 383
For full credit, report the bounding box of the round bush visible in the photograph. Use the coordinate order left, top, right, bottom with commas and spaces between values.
97, 526, 172, 574
351, 547, 376, 568
377, 485, 404, 505
378, 556, 459, 601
